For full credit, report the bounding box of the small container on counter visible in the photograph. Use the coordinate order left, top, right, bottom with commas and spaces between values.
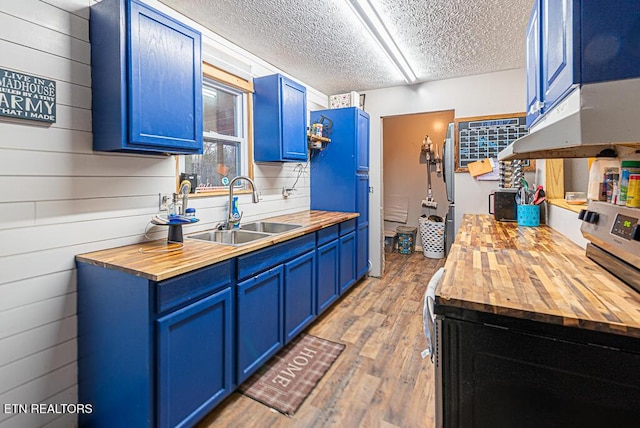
517, 204, 540, 227
618, 160, 640, 205
626, 173, 640, 208
565, 191, 587, 205
587, 159, 620, 201
605, 173, 619, 203
185, 207, 196, 218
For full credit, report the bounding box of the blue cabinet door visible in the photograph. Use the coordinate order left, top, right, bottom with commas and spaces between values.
356, 109, 370, 172
525, 0, 542, 127
237, 266, 284, 383
316, 240, 340, 314
356, 225, 369, 280
254, 74, 307, 162
128, 0, 202, 152
281, 78, 308, 160
90, 0, 202, 154
339, 231, 356, 293
157, 287, 233, 428
356, 174, 369, 227
356, 174, 369, 281
541, 0, 575, 114
284, 250, 316, 344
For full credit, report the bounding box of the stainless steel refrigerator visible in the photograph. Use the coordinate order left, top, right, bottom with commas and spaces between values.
442, 123, 455, 255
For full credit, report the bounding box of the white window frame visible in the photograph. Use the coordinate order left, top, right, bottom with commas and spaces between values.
177, 64, 254, 196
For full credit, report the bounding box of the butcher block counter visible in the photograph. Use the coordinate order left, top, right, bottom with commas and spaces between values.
76, 210, 358, 281
437, 214, 640, 338
435, 215, 640, 427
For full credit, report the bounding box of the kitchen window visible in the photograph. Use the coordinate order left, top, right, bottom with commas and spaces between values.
177, 63, 254, 195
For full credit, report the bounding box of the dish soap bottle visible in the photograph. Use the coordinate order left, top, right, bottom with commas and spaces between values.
231, 196, 241, 228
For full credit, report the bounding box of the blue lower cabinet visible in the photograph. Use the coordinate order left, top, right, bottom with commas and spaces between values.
356, 225, 369, 280
316, 240, 340, 314
339, 231, 357, 293
157, 288, 234, 428
77, 223, 361, 426
284, 250, 316, 344
77, 260, 234, 428
237, 266, 284, 383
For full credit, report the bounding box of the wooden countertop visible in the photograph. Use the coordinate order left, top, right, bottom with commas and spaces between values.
437, 214, 640, 338
547, 198, 587, 213
76, 210, 358, 282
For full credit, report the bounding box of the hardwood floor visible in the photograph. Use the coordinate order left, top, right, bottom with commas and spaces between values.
198, 251, 444, 428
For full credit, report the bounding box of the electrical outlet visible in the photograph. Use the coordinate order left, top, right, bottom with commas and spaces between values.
158, 193, 170, 211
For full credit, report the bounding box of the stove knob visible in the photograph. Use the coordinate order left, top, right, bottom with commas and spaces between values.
578, 209, 587, 220
632, 225, 640, 242
585, 211, 599, 224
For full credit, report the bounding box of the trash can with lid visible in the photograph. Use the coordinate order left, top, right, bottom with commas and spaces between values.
396, 226, 417, 254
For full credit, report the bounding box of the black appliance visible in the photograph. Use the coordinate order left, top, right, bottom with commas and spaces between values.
488, 188, 518, 222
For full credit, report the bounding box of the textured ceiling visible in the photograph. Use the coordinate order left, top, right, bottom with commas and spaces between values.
159, 0, 533, 95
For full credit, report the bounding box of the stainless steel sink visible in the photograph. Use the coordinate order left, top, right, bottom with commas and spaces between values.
188, 229, 271, 246
240, 222, 302, 234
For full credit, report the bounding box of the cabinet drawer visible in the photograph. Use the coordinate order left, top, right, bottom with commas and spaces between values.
339, 219, 356, 236
156, 260, 233, 314
317, 225, 339, 246
237, 234, 315, 281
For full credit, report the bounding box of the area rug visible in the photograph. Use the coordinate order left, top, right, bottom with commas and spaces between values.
238, 333, 345, 416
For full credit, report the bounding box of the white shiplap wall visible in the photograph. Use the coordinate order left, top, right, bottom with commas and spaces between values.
0, 1, 325, 427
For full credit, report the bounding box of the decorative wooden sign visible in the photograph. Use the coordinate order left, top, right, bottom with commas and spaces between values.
454, 113, 534, 172
0, 68, 56, 123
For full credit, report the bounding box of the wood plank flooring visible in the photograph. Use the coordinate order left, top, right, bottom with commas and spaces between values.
198, 251, 444, 428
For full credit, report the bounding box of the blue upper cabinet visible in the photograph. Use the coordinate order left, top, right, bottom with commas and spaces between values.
525, 0, 541, 127
310, 107, 370, 214
526, 0, 640, 128
253, 74, 307, 162
541, 0, 575, 118
90, 0, 203, 154
356, 109, 370, 172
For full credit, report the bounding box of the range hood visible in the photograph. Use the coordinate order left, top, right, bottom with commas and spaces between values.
499, 77, 640, 160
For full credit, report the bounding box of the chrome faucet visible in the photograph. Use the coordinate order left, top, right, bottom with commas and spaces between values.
227, 175, 259, 228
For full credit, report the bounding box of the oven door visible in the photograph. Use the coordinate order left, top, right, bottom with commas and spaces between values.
435, 316, 443, 428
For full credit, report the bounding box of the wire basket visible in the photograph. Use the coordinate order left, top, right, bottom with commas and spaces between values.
419, 217, 445, 259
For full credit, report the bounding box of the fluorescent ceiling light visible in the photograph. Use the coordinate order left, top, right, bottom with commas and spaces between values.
346, 0, 417, 83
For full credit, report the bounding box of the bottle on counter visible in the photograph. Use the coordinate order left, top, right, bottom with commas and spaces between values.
626, 173, 640, 208
605, 172, 619, 203
618, 160, 640, 205
231, 196, 241, 228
